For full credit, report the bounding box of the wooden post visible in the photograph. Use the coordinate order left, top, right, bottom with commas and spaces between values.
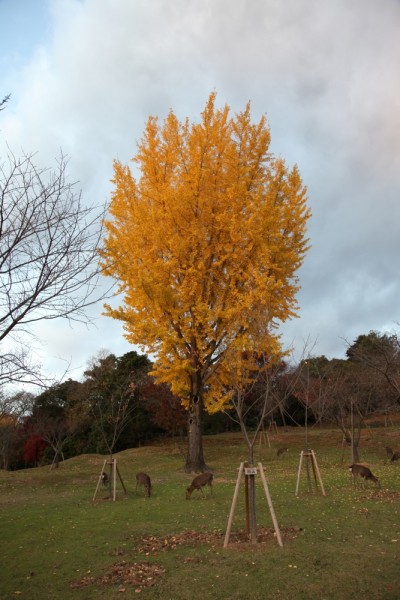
93, 458, 108, 501
295, 450, 326, 496
305, 451, 312, 491
224, 462, 244, 548
93, 458, 127, 502
112, 459, 117, 501
311, 450, 326, 496
224, 462, 282, 548
258, 463, 283, 547
350, 400, 355, 464
244, 471, 250, 534
268, 421, 278, 435
258, 429, 271, 450
248, 470, 257, 543
309, 452, 318, 489
295, 451, 304, 496
116, 463, 127, 495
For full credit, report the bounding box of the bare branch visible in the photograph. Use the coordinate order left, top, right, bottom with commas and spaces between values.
0, 149, 115, 386
0, 94, 10, 111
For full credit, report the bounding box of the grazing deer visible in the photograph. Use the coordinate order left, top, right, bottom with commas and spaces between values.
277, 447, 288, 457
101, 471, 109, 486
136, 472, 152, 497
349, 463, 380, 487
385, 446, 394, 461
385, 447, 400, 462
186, 472, 213, 499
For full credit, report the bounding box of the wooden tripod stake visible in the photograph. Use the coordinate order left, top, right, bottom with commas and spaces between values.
93, 457, 127, 502
295, 450, 326, 496
268, 420, 279, 435
224, 462, 283, 548
258, 427, 271, 450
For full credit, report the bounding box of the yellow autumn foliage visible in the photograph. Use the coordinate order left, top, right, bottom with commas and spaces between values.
101, 92, 310, 413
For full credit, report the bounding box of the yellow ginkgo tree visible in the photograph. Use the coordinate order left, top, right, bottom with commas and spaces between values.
100, 93, 310, 472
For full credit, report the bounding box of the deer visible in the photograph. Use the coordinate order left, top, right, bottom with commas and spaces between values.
390, 451, 400, 463
349, 463, 380, 488
385, 446, 394, 461
277, 447, 288, 457
186, 472, 213, 499
136, 472, 152, 497
384, 446, 400, 462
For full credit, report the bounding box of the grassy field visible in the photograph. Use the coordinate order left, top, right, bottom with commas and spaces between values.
1, 426, 400, 600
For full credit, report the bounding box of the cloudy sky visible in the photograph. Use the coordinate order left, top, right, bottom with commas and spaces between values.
1, 0, 399, 384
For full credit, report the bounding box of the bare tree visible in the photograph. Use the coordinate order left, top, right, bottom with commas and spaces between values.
0, 342, 45, 388
220, 350, 297, 542
225, 357, 282, 462
89, 388, 135, 458
0, 149, 111, 386
295, 355, 381, 463
33, 412, 73, 469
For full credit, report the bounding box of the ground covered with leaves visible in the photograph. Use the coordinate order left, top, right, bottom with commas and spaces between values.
69, 526, 303, 592
137, 525, 302, 553
70, 561, 165, 592
362, 489, 400, 501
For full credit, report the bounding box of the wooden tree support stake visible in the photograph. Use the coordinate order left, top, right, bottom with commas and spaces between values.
268, 421, 278, 435
258, 429, 271, 450
295, 450, 326, 496
258, 462, 283, 547
224, 462, 283, 548
93, 458, 127, 502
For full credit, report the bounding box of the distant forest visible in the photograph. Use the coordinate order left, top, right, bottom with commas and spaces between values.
1, 330, 399, 470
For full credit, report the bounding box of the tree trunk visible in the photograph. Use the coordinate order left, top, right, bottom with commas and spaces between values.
340, 426, 361, 463
246, 446, 257, 543
352, 443, 360, 463
248, 474, 257, 543
184, 395, 208, 473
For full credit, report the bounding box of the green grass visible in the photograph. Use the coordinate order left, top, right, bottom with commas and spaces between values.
1, 427, 400, 599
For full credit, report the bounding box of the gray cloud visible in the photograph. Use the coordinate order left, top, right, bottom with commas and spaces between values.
1, 0, 399, 380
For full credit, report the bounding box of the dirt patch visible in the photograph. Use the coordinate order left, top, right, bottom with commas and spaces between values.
70, 561, 165, 591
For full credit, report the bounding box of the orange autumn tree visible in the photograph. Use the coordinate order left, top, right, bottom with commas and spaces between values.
101, 93, 310, 472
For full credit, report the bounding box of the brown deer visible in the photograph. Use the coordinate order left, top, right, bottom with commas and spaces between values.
385, 446, 394, 461
349, 463, 380, 487
390, 451, 400, 463
136, 472, 152, 497
385, 447, 400, 462
186, 472, 213, 499
277, 447, 288, 457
